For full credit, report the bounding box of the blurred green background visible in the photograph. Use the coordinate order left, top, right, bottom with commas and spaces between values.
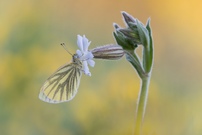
1, 0, 202, 135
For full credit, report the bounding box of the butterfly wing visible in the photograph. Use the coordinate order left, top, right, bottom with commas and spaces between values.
39, 62, 82, 103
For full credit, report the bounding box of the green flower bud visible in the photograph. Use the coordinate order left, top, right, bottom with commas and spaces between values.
113, 12, 151, 49
121, 11, 138, 30
113, 23, 121, 30
118, 28, 141, 45
113, 24, 139, 50
113, 29, 136, 50
113, 11, 153, 74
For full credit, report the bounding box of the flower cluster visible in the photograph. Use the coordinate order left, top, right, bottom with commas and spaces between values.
113, 11, 153, 77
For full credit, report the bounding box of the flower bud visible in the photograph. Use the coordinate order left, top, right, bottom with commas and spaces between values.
113, 11, 151, 50
113, 30, 137, 50
118, 28, 141, 45
113, 23, 121, 30
90, 44, 124, 60
121, 11, 137, 30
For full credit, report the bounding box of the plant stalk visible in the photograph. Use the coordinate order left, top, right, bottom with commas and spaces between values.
134, 75, 151, 135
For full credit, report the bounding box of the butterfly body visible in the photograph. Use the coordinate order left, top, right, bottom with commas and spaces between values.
39, 54, 83, 103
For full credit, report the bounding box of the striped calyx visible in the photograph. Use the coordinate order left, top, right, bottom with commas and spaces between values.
90, 44, 124, 60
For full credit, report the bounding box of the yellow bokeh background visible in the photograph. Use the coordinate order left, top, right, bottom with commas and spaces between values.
1, 0, 202, 135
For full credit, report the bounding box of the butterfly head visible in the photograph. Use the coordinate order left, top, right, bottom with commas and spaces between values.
72, 53, 82, 64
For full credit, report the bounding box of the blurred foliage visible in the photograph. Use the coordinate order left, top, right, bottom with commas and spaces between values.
1, 0, 202, 135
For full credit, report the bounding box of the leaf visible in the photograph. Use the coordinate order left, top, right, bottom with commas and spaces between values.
136, 18, 153, 73
145, 18, 154, 72
125, 51, 145, 79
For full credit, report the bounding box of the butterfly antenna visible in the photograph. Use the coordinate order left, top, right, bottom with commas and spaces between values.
60, 43, 73, 56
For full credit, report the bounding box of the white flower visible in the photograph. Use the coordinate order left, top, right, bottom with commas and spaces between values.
76, 35, 95, 76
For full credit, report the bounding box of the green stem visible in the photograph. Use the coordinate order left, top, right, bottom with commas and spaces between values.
134, 75, 151, 135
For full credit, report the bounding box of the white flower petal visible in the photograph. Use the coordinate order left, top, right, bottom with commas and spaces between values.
75, 35, 94, 76
86, 52, 94, 59
87, 59, 95, 67
76, 50, 82, 57
80, 52, 93, 61
77, 35, 83, 51
82, 35, 91, 52
83, 61, 91, 76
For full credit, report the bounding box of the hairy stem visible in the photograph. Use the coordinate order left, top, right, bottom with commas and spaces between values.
134, 75, 151, 135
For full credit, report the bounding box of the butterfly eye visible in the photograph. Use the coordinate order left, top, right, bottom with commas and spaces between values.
73, 54, 80, 59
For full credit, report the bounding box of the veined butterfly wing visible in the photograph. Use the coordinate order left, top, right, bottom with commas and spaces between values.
39, 56, 82, 103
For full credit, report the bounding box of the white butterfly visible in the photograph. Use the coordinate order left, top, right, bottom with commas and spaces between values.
39, 35, 95, 103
